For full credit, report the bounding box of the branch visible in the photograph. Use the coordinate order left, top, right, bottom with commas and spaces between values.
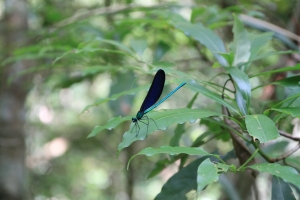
270, 142, 300, 162
239, 14, 300, 43
279, 130, 300, 141
252, 140, 300, 163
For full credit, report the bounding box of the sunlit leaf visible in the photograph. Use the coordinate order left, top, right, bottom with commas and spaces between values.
249, 32, 273, 60
215, 163, 230, 172
197, 158, 220, 192
245, 114, 279, 143
232, 15, 250, 66
88, 116, 131, 138
226, 67, 251, 115
118, 108, 221, 152
128, 146, 214, 167
170, 93, 198, 147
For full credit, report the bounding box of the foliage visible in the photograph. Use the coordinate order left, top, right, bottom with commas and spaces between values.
4, 0, 300, 199
84, 9, 300, 199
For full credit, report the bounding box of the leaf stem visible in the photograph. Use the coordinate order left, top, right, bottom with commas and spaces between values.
237, 148, 259, 171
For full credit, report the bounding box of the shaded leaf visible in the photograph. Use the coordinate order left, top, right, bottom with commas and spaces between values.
130, 38, 148, 56
272, 176, 296, 200
248, 163, 300, 188
272, 75, 300, 88
170, 22, 228, 66
187, 81, 239, 114
95, 38, 135, 55
245, 114, 279, 143
251, 63, 300, 77
285, 157, 300, 170
148, 131, 211, 179
269, 107, 300, 117
154, 41, 170, 61
81, 84, 150, 113
272, 93, 300, 108
155, 157, 212, 200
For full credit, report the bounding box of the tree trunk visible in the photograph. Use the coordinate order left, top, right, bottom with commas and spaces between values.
0, 0, 29, 199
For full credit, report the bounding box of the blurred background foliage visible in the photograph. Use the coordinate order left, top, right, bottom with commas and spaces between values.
0, 0, 299, 199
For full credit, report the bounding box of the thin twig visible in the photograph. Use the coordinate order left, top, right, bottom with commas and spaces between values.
252, 140, 300, 163
270, 142, 300, 162
279, 130, 300, 141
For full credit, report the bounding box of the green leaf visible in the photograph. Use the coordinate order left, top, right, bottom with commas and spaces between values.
155, 157, 211, 200
157, 10, 188, 23
249, 32, 273, 60
170, 93, 198, 147
272, 93, 300, 108
216, 163, 230, 172
226, 67, 251, 115
130, 38, 148, 56
242, 50, 296, 66
1, 45, 70, 66
245, 114, 279, 143
187, 81, 239, 114
153, 41, 170, 61
129, 146, 213, 168
235, 90, 247, 116
272, 176, 297, 200
118, 108, 221, 152
171, 22, 228, 66
248, 163, 300, 188
95, 38, 135, 55
251, 63, 300, 77
269, 107, 300, 117
158, 68, 196, 79
219, 52, 234, 66
88, 116, 131, 138
81, 84, 150, 113
197, 158, 220, 192
272, 75, 300, 88
285, 157, 300, 170
232, 15, 251, 66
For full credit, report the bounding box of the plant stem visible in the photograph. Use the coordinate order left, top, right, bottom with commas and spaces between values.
237, 148, 259, 171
